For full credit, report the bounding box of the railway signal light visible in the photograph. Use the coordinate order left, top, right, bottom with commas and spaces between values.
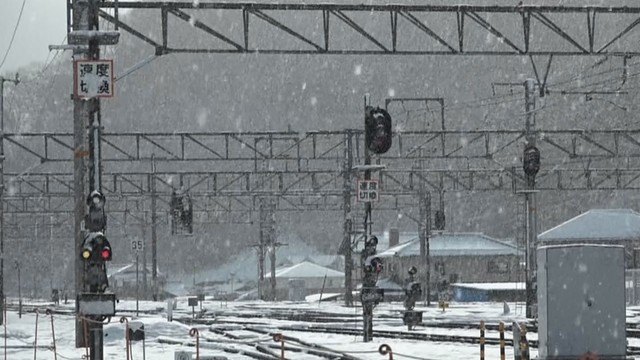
365, 106, 392, 154
86, 190, 107, 232
81, 232, 111, 293
523, 145, 541, 178
362, 235, 378, 260
365, 257, 383, 274
403, 266, 423, 330
81, 232, 112, 262
171, 190, 194, 235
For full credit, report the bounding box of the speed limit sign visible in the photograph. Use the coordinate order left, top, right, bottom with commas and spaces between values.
131, 238, 144, 252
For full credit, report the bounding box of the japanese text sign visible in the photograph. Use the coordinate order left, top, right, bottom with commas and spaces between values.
74, 59, 114, 99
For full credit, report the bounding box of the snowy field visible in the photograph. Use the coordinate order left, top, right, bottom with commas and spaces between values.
8, 296, 639, 360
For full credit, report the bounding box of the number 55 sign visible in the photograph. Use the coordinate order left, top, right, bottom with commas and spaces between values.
357, 179, 379, 202
131, 238, 144, 252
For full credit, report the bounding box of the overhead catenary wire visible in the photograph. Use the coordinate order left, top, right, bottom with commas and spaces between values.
546, 60, 640, 93
0, 0, 27, 72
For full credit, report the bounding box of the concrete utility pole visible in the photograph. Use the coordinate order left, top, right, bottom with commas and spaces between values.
142, 210, 148, 298
418, 190, 431, 306
362, 141, 374, 342
257, 199, 266, 300
150, 154, 158, 301
71, 0, 95, 346
342, 131, 354, 307
69, 0, 119, 354
258, 198, 277, 300
524, 79, 538, 319
0, 73, 19, 326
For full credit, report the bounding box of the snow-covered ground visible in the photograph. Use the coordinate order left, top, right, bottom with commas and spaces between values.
1, 297, 602, 360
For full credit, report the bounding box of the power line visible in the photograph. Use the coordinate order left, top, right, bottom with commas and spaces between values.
547, 59, 640, 91
0, 0, 27, 72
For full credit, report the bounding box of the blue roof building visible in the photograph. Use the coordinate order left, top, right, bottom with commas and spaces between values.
538, 209, 640, 268
370, 232, 523, 300
538, 209, 640, 243
377, 232, 521, 258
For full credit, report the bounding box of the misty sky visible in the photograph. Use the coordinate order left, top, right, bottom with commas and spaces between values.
0, 0, 67, 74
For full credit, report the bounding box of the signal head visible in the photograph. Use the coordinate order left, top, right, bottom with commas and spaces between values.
364, 257, 384, 273
81, 232, 112, 262
365, 106, 392, 154
366, 236, 378, 248
523, 145, 541, 177
87, 190, 106, 209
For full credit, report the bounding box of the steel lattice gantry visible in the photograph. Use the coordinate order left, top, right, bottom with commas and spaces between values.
5, 129, 640, 219
92, 2, 640, 56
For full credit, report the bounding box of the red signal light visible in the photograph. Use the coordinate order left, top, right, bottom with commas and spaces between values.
101, 248, 111, 261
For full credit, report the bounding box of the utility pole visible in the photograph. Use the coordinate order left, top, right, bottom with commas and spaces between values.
150, 154, 158, 301
69, 0, 119, 354
418, 190, 431, 306
142, 209, 148, 299
360, 99, 391, 342
523, 78, 540, 319
258, 197, 277, 300
269, 217, 277, 301
0, 73, 19, 326
342, 131, 354, 307
257, 198, 266, 300
71, 0, 95, 347
362, 97, 374, 343
362, 145, 374, 342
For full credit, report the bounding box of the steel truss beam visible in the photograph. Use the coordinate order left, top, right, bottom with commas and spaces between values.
7, 129, 640, 169
93, 2, 640, 56
4, 166, 640, 214
4, 129, 639, 221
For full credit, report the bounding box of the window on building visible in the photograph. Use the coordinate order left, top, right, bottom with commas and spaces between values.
488, 260, 509, 273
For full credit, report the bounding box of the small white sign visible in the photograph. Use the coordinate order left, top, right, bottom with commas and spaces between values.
357, 179, 379, 202
74, 59, 114, 99
131, 238, 144, 252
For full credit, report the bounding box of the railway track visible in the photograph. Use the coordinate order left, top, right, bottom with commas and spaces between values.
204, 308, 640, 340
164, 321, 364, 360
229, 323, 640, 357
176, 315, 640, 358
12, 301, 640, 357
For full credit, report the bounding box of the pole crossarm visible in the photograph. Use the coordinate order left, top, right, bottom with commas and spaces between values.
94, 2, 640, 56
6, 129, 640, 171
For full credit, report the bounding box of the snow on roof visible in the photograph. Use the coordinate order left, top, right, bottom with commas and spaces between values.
265, 261, 344, 278
377, 232, 520, 258
107, 263, 163, 278
538, 209, 640, 242
451, 282, 525, 291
